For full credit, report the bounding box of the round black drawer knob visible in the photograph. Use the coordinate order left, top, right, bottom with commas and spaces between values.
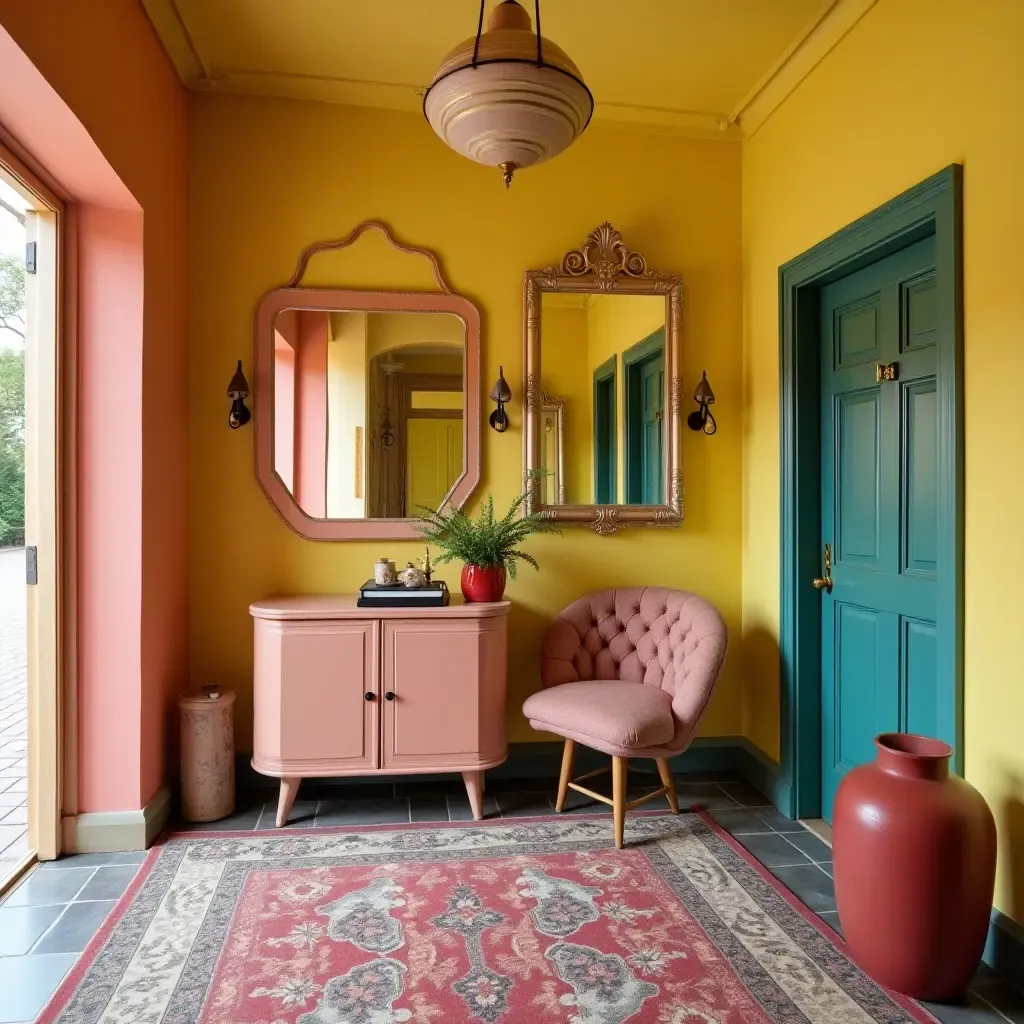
364, 691, 375, 701
385, 691, 395, 701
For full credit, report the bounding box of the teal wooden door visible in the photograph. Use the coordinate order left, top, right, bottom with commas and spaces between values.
640, 353, 664, 504
820, 234, 939, 821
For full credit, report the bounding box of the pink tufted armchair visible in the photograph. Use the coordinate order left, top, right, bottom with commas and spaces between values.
522, 587, 728, 848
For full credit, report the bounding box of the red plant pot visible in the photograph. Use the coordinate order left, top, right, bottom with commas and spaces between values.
834, 732, 996, 1001
460, 564, 506, 602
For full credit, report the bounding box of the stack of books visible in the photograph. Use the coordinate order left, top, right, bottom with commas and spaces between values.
357, 580, 450, 608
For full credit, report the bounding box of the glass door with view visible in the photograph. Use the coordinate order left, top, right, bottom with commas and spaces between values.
0, 165, 60, 885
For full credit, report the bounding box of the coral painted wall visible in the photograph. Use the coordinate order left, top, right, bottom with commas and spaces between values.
741, 0, 1024, 920
189, 93, 743, 750
0, 0, 188, 811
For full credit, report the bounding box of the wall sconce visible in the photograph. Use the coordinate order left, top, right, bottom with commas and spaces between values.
686, 370, 716, 435
489, 366, 512, 432
227, 360, 251, 429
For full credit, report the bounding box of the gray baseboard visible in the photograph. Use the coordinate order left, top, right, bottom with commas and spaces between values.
67, 785, 170, 853
235, 735, 781, 791
985, 909, 1024, 991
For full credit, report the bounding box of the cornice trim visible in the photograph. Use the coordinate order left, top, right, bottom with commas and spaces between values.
729, 0, 879, 138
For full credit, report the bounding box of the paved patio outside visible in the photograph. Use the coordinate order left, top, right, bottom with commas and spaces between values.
0, 546, 28, 885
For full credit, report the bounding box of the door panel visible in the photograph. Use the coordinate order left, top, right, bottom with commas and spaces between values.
820, 234, 939, 820
275, 621, 378, 768
406, 417, 461, 514
382, 621, 485, 768
836, 389, 882, 565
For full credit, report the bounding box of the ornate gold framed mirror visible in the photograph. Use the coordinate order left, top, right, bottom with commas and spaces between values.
523, 224, 683, 533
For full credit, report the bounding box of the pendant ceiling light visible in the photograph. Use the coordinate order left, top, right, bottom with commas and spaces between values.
423, 0, 594, 188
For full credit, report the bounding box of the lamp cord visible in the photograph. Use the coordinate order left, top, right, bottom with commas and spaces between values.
472, 0, 485, 66
535, 0, 543, 65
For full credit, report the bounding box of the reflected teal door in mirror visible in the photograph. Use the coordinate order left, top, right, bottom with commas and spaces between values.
592, 356, 616, 504
624, 329, 665, 505
820, 235, 939, 821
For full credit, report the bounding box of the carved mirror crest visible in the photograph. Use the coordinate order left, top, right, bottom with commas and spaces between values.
523, 223, 683, 533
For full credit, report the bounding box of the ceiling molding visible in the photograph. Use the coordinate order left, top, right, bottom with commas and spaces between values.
729, 0, 879, 138
140, 0, 208, 84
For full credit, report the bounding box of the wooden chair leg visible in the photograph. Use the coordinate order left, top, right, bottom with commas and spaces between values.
555, 739, 576, 812
656, 758, 679, 813
612, 756, 628, 849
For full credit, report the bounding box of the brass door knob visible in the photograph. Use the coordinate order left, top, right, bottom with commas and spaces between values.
813, 543, 833, 593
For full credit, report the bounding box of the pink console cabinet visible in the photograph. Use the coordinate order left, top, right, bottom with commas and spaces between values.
250, 595, 510, 825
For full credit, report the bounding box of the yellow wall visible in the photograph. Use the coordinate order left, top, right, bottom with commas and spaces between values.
539, 304, 592, 503
190, 92, 742, 749
741, 0, 1024, 919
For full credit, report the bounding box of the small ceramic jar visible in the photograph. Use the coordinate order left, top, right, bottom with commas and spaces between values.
374, 557, 396, 585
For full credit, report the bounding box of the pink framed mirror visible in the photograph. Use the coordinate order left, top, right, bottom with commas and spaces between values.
254, 222, 482, 541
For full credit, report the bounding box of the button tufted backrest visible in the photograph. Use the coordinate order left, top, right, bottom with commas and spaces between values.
540, 587, 728, 733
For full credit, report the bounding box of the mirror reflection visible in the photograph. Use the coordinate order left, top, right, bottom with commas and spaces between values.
272, 309, 465, 519
539, 293, 666, 506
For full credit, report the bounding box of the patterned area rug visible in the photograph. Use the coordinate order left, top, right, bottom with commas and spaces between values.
40, 813, 938, 1023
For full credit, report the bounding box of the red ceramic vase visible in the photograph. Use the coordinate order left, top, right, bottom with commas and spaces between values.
460, 564, 507, 602
834, 733, 996, 1001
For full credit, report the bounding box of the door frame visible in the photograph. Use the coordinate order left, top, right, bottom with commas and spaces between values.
623, 328, 665, 504
592, 355, 617, 504
778, 164, 963, 820
0, 140, 66, 865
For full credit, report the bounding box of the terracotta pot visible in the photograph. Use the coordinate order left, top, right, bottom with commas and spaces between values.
834, 733, 996, 1001
460, 564, 506, 602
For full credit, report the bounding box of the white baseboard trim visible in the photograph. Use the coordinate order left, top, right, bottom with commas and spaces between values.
65, 786, 171, 853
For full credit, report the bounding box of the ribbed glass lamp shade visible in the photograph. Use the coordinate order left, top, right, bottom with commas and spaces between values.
423, 0, 593, 187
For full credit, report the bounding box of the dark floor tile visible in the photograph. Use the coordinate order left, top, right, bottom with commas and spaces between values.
394, 779, 461, 798
674, 783, 739, 810
923, 989, 1015, 1023
770, 863, 836, 913
970, 974, 1024, 1023
320, 782, 396, 801
32, 899, 116, 955
717, 780, 771, 807
495, 792, 554, 817
783, 829, 833, 862
2, 866, 95, 907
173, 804, 264, 832
446, 793, 499, 821
735, 832, 810, 868
0, 950, 77, 1022
315, 800, 410, 826
753, 807, 808, 834
111, 851, 148, 866
409, 797, 450, 823
0, 904, 65, 955
75, 866, 138, 902
257, 801, 318, 830
38, 852, 129, 870
488, 777, 560, 794
817, 860, 833, 877
557, 789, 611, 814
708, 807, 777, 835
817, 910, 843, 936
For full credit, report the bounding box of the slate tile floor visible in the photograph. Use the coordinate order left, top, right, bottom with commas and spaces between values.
2, 772, 1023, 1022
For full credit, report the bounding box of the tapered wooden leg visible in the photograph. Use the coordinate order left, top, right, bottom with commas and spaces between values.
462, 770, 485, 820
612, 756, 628, 849
555, 739, 576, 812
276, 777, 301, 828
656, 758, 679, 813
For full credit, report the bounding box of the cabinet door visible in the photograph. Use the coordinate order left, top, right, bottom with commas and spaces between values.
254, 619, 379, 772
381, 619, 506, 769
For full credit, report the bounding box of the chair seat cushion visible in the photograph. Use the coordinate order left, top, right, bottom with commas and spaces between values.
522, 680, 675, 751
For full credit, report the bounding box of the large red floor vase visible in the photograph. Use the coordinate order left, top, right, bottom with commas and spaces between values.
834, 732, 996, 1001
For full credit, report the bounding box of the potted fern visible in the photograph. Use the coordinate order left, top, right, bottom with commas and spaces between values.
416, 488, 558, 602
